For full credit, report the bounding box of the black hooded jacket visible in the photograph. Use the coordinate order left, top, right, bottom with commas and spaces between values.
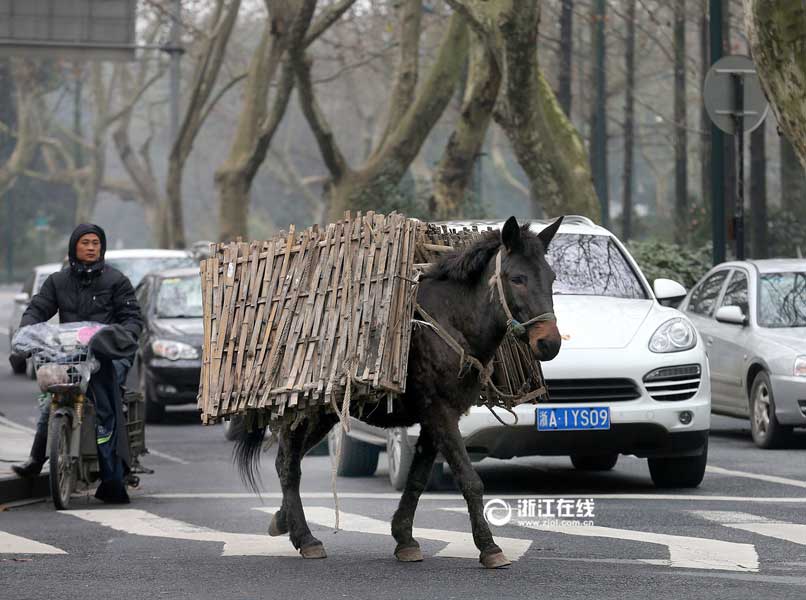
20, 224, 143, 340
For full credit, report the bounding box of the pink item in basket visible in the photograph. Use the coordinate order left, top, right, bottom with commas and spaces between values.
77, 325, 104, 345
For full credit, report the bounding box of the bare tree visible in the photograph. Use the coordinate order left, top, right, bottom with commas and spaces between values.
166, 0, 242, 248
622, 0, 636, 241
446, 0, 600, 220
557, 0, 574, 116
294, 7, 471, 221
0, 61, 42, 197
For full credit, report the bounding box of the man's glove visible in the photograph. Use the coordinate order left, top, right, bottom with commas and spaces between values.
8, 352, 27, 373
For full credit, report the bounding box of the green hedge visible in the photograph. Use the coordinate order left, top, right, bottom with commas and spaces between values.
628, 240, 711, 289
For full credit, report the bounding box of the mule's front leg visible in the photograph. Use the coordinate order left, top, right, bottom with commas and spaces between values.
437, 420, 511, 569
391, 429, 437, 562
275, 417, 334, 559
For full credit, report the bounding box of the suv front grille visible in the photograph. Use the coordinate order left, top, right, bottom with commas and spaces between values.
643, 364, 701, 402
545, 378, 641, 403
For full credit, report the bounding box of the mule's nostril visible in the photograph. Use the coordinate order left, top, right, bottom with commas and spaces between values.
536, 338, 561, 360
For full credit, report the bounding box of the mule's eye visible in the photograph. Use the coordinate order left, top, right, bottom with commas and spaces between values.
510, 275, 527, 285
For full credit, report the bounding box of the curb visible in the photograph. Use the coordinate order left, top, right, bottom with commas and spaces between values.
0, 473, 49, 505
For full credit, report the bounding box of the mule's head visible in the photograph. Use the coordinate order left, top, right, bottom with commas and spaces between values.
497, 216, 563, 361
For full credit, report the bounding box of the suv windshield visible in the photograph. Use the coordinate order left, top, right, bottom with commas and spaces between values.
156, 276, 203, 318
546, 233, 647, 299
758, 271, 806, 328
107, 256, 195, 287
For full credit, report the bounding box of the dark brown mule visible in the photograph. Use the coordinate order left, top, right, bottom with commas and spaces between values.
235, 216, 563, 568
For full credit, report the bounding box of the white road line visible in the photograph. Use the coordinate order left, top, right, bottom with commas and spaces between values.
442, 507, 758, 572
147, 449, 190, 465
694, 510, 806, 546
146, 492, 806, 503
707, 466, 806, 490
254, 506, 532, 561
0, 531, 67, 555
0, 416, 36, 435
63, 509, 297, 556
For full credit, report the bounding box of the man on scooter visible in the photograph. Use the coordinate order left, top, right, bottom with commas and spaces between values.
11, 224, 143, 504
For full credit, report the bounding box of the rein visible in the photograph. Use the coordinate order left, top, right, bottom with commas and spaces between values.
413, 247, 551, 415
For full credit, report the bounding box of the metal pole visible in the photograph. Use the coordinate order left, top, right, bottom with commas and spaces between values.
593, 0, 609, 227
733, 73, 745, 260
6, 189, 14, 283
709, 0, 725, 265
169, 0, 181, 147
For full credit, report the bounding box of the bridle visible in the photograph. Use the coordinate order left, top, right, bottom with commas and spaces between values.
413, 245, 553, 411
489, 248, 556, 339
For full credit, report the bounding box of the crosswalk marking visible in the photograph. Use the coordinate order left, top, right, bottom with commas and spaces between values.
0, 531, 66, 555
442, 507, 758, 572
694, 511, 806, 546
63, 509, 298, 556
254, 506, 533, 561
706, 466, 806, 490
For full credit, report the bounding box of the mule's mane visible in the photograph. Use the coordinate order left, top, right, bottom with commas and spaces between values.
423, 226, 539, 283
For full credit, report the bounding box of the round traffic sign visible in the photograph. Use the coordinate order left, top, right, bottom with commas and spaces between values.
704, 55, 769, 135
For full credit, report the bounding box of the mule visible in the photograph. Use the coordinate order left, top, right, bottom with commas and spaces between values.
235, 216, 563, 568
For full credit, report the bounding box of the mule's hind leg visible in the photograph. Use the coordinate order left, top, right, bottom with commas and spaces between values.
274, 414, 337, 558
436, 416, 510, 569
391, 428, 437, 562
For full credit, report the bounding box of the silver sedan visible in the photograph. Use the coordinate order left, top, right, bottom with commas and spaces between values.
680, 259, 806, 448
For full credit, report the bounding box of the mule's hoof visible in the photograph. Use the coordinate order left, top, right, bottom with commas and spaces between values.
394, 544, 423, 563
268, 512, 288, 537
480, 551, 511, 569
299, 543, 327, 559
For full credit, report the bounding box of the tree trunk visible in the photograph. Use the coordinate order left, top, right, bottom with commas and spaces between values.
0, 61, 40, 197
622, 0, 636, 241
744, 1, 806, 169
557, 0, 574, 117
750, 123, 767, 258
431, 34, 501, 219
589, 0, 609, 225
723, 0, 736, 245
674, 0, 688, 244
699, 0, 710, 210
780, 134, 806, 217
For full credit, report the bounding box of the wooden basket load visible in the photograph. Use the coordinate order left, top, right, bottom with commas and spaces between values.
197, 212, 547, 427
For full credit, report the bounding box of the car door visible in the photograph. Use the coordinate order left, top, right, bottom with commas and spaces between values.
709, 269, 751, 416
684, 270, 730, 409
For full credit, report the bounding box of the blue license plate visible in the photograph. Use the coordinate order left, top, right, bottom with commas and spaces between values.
536, 406, 611, 431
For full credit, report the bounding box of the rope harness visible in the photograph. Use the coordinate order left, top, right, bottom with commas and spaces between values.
414, 248, 554, 421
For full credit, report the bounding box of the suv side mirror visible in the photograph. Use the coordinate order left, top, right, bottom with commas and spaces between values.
13, 292, 30, 304
653, 278, 687, 307
715, 305, 747, 326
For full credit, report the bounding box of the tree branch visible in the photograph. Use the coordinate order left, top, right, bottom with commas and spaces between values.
304, 0, 358, 46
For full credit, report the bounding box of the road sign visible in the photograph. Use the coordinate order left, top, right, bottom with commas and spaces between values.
704, 55, 769, 135
0, 0, 137, 61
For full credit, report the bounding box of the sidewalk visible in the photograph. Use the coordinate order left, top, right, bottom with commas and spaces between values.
0, 418, 48, 504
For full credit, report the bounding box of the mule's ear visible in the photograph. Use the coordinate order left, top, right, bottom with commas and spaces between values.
501, 216, 523, 252
537, 216, 564, 250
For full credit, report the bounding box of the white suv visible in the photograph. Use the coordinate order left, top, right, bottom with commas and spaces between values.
329, 217, 711, 489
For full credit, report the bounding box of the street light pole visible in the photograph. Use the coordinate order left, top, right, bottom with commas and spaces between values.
709, 0, 726, 265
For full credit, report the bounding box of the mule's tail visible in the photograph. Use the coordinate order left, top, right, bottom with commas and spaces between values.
232, 425, 268, 495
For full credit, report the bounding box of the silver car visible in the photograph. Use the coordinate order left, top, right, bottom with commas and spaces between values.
680, 259, 806, 448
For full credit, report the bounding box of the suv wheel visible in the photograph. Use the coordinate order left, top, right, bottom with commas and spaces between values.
140, 366, 165, 424
750, 371, 792, 449
387, 427, 415, 490
648, 440, 708, 488
571, 454, 618, 471
328, 425, 379, 477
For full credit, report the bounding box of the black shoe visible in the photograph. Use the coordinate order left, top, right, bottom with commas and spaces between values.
12, 458, 45, 478
95, 480, 131, 504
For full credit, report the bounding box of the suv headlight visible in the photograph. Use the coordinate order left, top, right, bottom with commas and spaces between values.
152, 339, 198, 360
649, 318, 697, 353
795, 356, 806, 377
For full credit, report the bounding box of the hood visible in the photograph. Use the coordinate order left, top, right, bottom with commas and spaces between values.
552, 295, 654, 349
152, 317, 205, 342
68, 223, 107, 279
759, 328, 806, 354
